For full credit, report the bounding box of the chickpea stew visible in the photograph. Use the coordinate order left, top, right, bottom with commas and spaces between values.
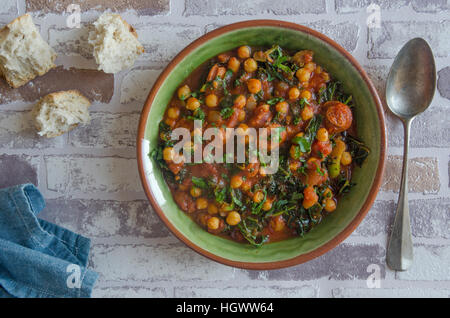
151, 45, 370, 247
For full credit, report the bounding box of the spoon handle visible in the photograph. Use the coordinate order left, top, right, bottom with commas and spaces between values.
386, 119, 414, 271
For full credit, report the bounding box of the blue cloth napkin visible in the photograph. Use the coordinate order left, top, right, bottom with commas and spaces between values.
0, 184, 98, 298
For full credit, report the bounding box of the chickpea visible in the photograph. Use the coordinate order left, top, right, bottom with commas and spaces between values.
237, 45, 251, 59
228, 57, 240, 73
253, 190, 265, 203
246, 94, 257, 110
247, 79, 262, 94
234, 94, 247, 108
292, 50, 313, 66
163, 147, 174, 161
341, 151, 352, 166
316, 128, 329, 142
300, 90, 312, 100
208, 203, 219, 215
205, 94, 218, 107
167, 107, 180, 119
190, 186, 202, 198
262, 199, 272, 211
296, 68, 311, 82
275, 101, 289, 114
288, 87, 300, 100
261, 103, 270, 112
241, 180, 252, 192
186, 97, 201, 111
243, 58, 258, 73
305, 62, 316, 71
207, 217, 220, 230
301, 105, 314, 121
177, 85, 191, 100
230, 175, 243, 189
324, 198, 336, 212
270, 215, 286, 232
237, 109, 246, 121
226, 211, 241, 226
196, 197, 208, 210
236, 123, 249, 135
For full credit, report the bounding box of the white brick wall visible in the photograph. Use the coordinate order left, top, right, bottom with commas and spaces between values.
0, 0, 449, 297
0, 0, 17, 16
120, 69, 162, 104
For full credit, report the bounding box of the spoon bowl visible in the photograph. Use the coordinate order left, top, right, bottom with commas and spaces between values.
386, 38, 436, 119
385, 38, 436, 271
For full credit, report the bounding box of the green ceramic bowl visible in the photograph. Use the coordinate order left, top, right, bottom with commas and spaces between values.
137, 20, 386, 269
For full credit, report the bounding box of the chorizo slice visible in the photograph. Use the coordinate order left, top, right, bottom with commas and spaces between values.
324, 101, 353, 133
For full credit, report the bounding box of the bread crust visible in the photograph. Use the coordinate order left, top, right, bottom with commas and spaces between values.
33, 90, 91, 138
0, 14, 57, 88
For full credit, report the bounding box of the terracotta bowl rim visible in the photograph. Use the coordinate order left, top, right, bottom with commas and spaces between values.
137, 19, 387, 270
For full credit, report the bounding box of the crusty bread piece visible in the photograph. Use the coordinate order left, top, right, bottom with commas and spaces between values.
0, 14, 56, 88
32, 90, 91, 138
88, 13, 144, 74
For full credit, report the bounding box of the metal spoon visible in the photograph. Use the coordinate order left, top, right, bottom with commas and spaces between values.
385, 38, 436, 271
